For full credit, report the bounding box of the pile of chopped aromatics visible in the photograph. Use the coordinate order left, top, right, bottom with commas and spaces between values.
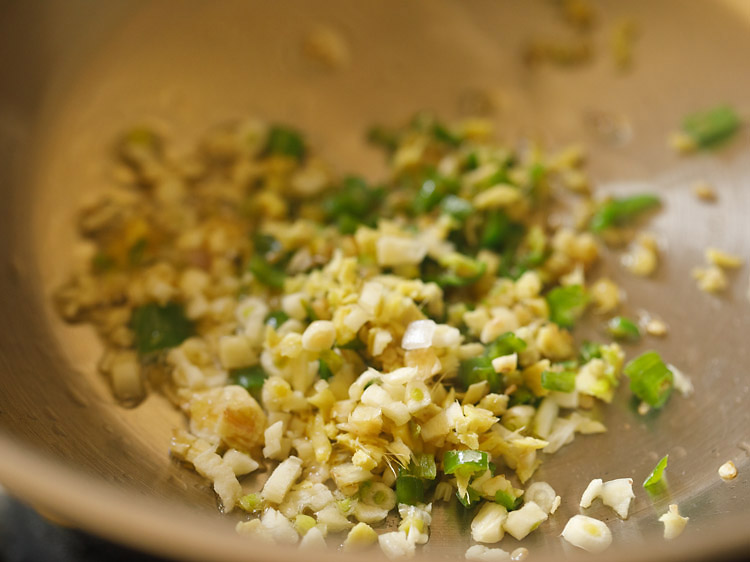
55, 115, 677, 557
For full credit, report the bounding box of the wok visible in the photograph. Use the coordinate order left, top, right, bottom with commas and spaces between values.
0, 1, 749, 560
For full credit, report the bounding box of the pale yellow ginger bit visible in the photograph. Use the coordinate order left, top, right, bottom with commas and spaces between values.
692, 181, 717, 202
188, 386, 267, 451
668, 131, 697, 154
303, 25, 350, 69
645, 317, 668, 337
473, 184, 522, 210
718, 460, 738, 481
590, 278, 620, 314
706, 247, 744, 269
343, 522, 378, 551
623, 233, 659, 277
659, 504, 689, 540
692, 265, 728, 293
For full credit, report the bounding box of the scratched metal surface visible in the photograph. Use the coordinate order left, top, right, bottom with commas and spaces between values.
0, 1, 749, 561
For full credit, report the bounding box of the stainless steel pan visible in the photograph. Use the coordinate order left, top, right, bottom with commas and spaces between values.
1, 1, 749, 560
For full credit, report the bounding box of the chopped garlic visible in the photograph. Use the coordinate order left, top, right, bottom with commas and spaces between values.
378, 531, 416, 560
402, 319, 436, 350
561, 515, 612, 553
706, 247, 744, 269
645, 318, 668, 337
465, 544, 511, 561
299, 526, 327, 549
502, 501, 548, 540
523, 482, 558, 514
580, 477, 634, 519
492, 353, 518, 374
579, 479, 603, 508
692, 181, 717, 202
692, 265, 727, 293
223, 449, 259, 476
471, 502, 508, 543
600, 478, 634, 519
718, 460, 737, 481
343, 522, 378, 551
302, 320, 336, 351
262, 456, 303, 504
659, 504, 688, 539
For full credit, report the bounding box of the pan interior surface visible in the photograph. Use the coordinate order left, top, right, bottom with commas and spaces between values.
0, 1, 749, 560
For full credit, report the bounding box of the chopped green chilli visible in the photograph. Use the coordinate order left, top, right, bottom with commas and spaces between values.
607, 316, 641, 341
643, 454, 669, 489
682, 104, 741, 148
541, 370, 577, 393
546, 285, 588, 329
396, 473, 425, 505
495, 490, 523, 511
624, 351, 674, 409
443, 450, 489, 477
130, 302, 194, 356
589, 194, 661, 232
264, 125, 306, 160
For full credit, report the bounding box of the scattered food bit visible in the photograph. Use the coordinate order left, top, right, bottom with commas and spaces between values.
559, 0, 596, 29
590, 194, 661, 234
624, 351, 674, 410
590, 278, 621, 314
673, 105, 742, 152
667, 364, 694, 398
465, 544, 511, 561
611, 18, 638, 70
523, 37, 592, 67
643, 455, 669, 489
706, 248, 744, 269
579, 478, 634, 519
622, 233, 659, 277
692, 181, 718, 202
607, 316, 641, 342
659, 504, 689, 540
510, 547, 529, 561
302, 25, 350, 69
583, 110, 633, 147
718, 460, 738, 481
561, 515, 612, 553
692, 265, 728, 293
644, 317, 668, 337
668, 131, 697, 154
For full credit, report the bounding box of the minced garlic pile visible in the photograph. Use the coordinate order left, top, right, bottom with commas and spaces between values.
55, 114, 665, 557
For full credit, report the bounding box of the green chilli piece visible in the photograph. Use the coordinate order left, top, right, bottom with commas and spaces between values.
443, 450, 489, 478
130, 302, 194, 357
541, 370, 577, 393
546, 285, 588, 329
579, 341, 603, 362
486, 332, 527, 359
440, 195, 474, 222
409, 454, 437, 480
682, 105, 741, 148
264, 310, 290, 330
607, 316, 641, 341
318, 359, 333, 381
248, 254, 286, 289
264, 125, 306, 160
229, 365, 267, 401
458, 355, 501, 393
643, 454, 669, 489
495, 490, 523, 511
395, 473, 425, 505
589, 194, 661, 232
624, 351, 674, 409
456, 486, 481, 509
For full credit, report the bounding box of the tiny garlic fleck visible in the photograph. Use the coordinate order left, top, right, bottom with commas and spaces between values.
692, 181, 717, 202
645, 318, 668, 337
511, 547, 529, 561
718, 460, 737, 481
